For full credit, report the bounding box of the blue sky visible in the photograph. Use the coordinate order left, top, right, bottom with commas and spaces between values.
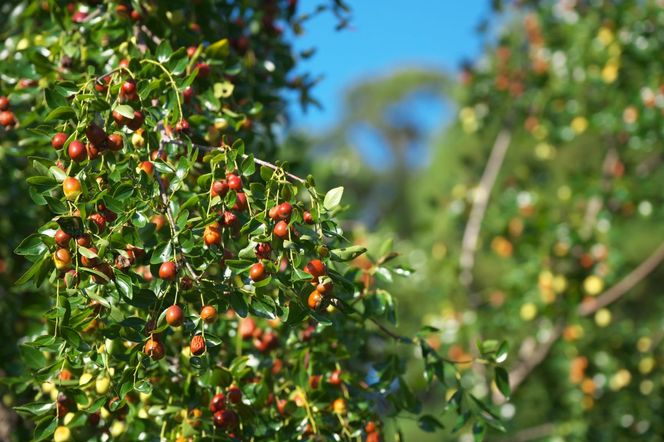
289, 1, 491, 130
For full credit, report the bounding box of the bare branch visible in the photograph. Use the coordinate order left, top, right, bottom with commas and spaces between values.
459, 129, 512, 289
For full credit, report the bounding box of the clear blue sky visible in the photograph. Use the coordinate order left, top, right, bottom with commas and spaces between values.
289, 1, 491, 130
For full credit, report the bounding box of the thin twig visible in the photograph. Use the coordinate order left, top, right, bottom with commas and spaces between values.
165, 138, 307, 184
459, 129, 512, 289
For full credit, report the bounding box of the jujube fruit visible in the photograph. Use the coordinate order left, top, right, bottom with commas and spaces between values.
165, 305, 184, 327
273, 220, 289, 238
159, 261, 177, 280
200, 305, 217, 323
190, 335, 206, 355
62, 177, 82, 200
249, 262, 266, 281
68, 140, 87, 162
51, 132, 68, 150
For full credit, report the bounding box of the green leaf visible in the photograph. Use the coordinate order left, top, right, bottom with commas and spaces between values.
33, 416, 57, 441
156, 40, 173, 62
418, 415, 445, 432
113, 104, 135, 119
323, 186, 344, 210
44, 106, 75, 121
20, 345, 46, 369
495, 366, 510, 398
14, 402, 54, 416
330, 245, 366, 262
14, 234, 47, 256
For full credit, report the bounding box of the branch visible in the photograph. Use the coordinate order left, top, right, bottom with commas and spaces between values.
500, 240, 664, 401
459, 129, 512, 289
493, 423, 556, 442
165, 138, 306, 184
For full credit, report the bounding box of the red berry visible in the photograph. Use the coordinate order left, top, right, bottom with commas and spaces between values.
209, 393, 226, 413
127, 111, 144, 131
303, 211, 314, 224
51, 133, 68, 150
222, 211, 238, 227
165, 305, 183, 327
273, 220, 289, 239
200, 305, 217, 323
190, 335, 206, 356
144, 337, 164, 360
227, 174, 242, 191
232, 192, 247, 211
239, 317, 256, 340
159, 261, 177, 280
277, 202, 292, 220
121, 80, 136, 96
186, 46, 197, 58
227, 386, 242, 404
54, 229, 71, 248
308, 290, 323, 310
255, 243, 271, 259
0, 96, 9, 111
213, 409, 238, 429
108, 133, 123, 151
249, 262, 266, 281
67, 140, 88, 163
211, 180, 228, 198
304, 259, 326, 278
0, 111, 15, 127
183, 86, 194, 103
175, 119, 190, 133
85, 123, 108, 147
195, 62, 210, 78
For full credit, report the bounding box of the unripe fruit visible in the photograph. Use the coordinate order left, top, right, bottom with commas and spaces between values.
273, 220, 289, 239
227, 174, 242, 190
190, 335, 206, 356
138, 161, 154, 176
307, 290, 323, 310
209, 393, 226, 413
277, 202, 292, 220
108, 133, 123, 151
211, 180, 228, 198
165, 305, 184, 327
332, 398, 347, 414
68, 140, 87, 162
54, 248, 72, 271
204, 223, 221, 246
52, 132, 68, 150
131, 131, 144, 148
144, 338, 165, 360
227, 386, 242, 404
304, 259, 326, 279
95, 376, 110, 395
62, 177, 81, 201
200, 305, 217, 323
54, 229, 71, 248
53, 426, 71, 442
249, 262, 266, 281
159, 261, 177, 280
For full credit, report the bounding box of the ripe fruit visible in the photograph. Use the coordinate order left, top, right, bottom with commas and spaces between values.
151, 215, 166, 231
0, 111, 16, 127
213, 409, 238, 429
121, 80, 136, 96
273, 220, 289, 239
277, 202, 292, 220
68, 140, 87, 162
175, 119, 190, 133
54, 248, 72, 271
183, 86, 194, 103
255, 243, 271, 259
365, 421, 377, 433
200, 305, 217, 323
53, 426, 71, 442
51, 132, 68, 150
227, 386, 242, 404
332, 398, 347, 415
209, 393, 226, 413
159, 261, 177, 280
127, 110, 144, 131
62, 177, 81, 201
304, 259, 326, 279
86, 142, 100, 160
222, 211, 238, 227
249, 262, 266, 281
112, 110, 125, 126
144, 338, 165, 360
80, 247, 99, 268
195, 62, 210, 78
86, 123, 108, 147
108, 133, 123, 151
190, 335, 206, 355
88, 213, 107, 232
232, 192, 248, 211
211, 180, 228, 198
366, 433, 380, 442
303, 211, 314, 224
239, 317, 256, 340
204, 223, 221, 246
0, 96, 8, 111
316, 280, 333, 294
138, 161, 154, 176
328, 369, 342, 386
54, 229, 71, 248
268, 206, 279, 220
165, 305, 184, 327
307, 290, 323, 310
227, 174, 242, 190
76, 234, 92, 248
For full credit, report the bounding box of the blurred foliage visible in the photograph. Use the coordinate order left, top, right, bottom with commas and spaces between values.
288, 1, 664, 440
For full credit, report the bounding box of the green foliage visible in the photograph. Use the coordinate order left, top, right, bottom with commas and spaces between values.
0, 1, 504, 441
